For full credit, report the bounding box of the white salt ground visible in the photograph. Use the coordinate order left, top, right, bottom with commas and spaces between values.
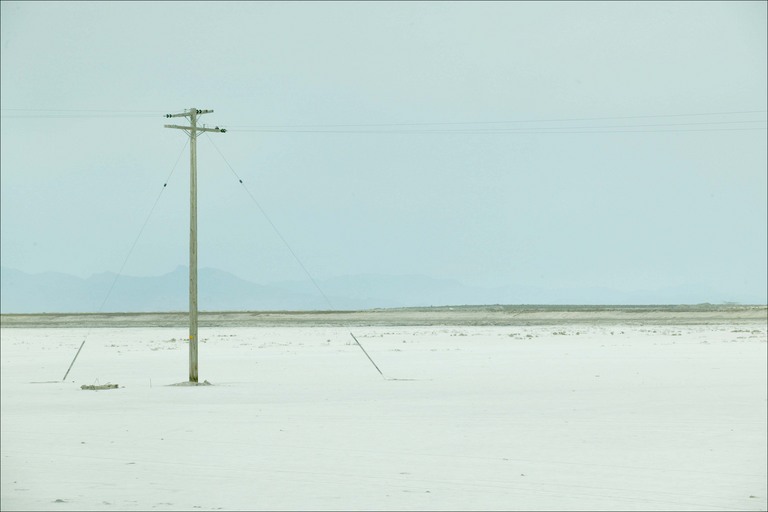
1, 323, 766, 511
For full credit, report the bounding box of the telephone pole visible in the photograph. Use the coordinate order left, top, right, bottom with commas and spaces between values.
165, 108, 225, 383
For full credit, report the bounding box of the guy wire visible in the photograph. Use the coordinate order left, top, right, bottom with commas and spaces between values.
62, 139, 189, 381
204, 133, 387, 379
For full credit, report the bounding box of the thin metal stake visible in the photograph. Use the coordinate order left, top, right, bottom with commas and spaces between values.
349, 333, 384, 377
62, 339, 87, 381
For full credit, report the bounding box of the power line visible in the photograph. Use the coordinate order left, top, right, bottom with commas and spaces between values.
2, 114, 165, 119
0, 108, 177, 119
1, 108, 170, 113
1, 108, 169, 111
224, 110, 768, 129
227, 121, 768, 135
4, 107, 764, 133
3, 108, 765, 126
226, 126, 767, 135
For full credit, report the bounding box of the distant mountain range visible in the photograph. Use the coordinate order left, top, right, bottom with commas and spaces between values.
0, 265, 749, 314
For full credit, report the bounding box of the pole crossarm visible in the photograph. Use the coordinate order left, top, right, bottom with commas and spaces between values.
164, 124, 226, 133
165, 109, 214, 118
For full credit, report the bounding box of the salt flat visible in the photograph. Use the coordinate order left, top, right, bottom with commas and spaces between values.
1, 316, 766, 511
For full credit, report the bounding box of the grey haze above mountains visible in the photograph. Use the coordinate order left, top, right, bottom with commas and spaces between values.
0, 266, 740, 314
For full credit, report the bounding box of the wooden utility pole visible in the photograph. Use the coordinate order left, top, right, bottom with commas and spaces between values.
164, 108, 225, 382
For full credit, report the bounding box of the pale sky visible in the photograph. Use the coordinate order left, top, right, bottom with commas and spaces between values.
1, 1, 766, 302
